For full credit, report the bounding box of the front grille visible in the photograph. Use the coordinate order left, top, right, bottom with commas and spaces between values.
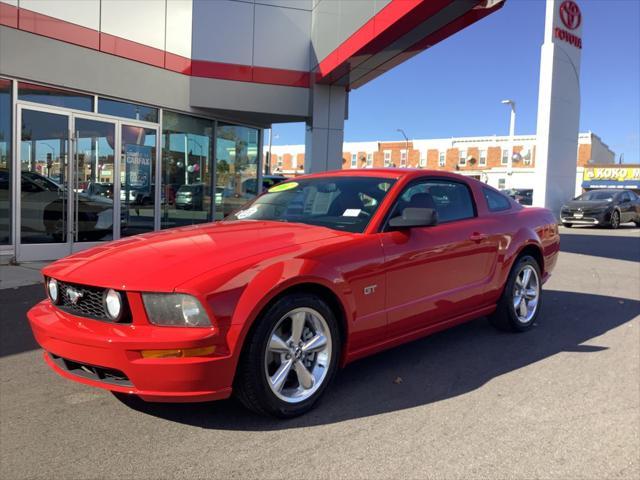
55, 280, 130, 323
49, 353, 133, 387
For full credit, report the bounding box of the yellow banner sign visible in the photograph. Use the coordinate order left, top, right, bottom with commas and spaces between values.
583, 167, 640, 182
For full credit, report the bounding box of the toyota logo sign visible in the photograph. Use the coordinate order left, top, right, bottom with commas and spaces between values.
559, 0, 581, 30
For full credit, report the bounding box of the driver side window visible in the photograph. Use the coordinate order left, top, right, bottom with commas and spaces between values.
389, 179, 476, 225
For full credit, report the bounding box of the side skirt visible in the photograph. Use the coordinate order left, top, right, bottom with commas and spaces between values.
343, 304, 497, 365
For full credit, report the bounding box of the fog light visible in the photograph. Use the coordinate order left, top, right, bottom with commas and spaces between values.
47, 278, 59, 304
140, 346, 216, 359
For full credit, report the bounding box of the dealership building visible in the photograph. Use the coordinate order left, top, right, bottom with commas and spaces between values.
0, 0, 509, 262
267, 131, 617, 194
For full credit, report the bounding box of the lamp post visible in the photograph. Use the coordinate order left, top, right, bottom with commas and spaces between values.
501, 99, 516, 188
396, 128, 409, 167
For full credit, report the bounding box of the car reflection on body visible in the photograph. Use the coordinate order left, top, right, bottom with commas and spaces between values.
560, 189, 640, 229
28, 169, 560, 418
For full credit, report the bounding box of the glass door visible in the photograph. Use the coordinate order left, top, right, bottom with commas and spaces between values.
70, 116, 118, 252
16, 106, 160, 261
119, 123, 158, 237
17, 106, 72, 261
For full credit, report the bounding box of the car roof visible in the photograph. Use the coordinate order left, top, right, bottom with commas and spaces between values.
294, 168, 478, 183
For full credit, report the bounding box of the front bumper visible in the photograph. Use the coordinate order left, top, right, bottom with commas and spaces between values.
561, 210, 609, 225
28, 300, 236, 402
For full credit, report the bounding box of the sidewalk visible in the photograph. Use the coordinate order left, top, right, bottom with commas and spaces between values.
0, 262, 48, 290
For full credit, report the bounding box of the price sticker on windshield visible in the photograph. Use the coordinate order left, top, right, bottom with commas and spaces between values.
236, 206, 258, 219
268, 182, 298, 193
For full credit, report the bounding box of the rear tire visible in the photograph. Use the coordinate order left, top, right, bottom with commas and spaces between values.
562, 223, 573, 228
234, 293, 341, 418
490, 255, 542, 333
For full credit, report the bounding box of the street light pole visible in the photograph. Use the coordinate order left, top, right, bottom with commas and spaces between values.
396, 128, 409, 167
501, 99, 516, 188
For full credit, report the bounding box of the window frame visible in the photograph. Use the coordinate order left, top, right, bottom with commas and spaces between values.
501, 149, 509, 165
351, 153, 357, 168
479, 149, 487, 166
438, 151, 445, 167
400, 149, 407, 167
380, 176, 478, 232
383, 150, 391, 167
458, 150, 467, 166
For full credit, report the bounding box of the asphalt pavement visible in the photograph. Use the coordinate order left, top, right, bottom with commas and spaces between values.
1, 225, 639, 479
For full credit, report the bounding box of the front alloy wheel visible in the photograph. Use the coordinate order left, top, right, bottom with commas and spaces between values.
235, 293, 340, 417
264, 307, 332, 403
610, 210, 620, 229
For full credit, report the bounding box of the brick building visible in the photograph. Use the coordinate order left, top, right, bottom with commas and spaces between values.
265, 132, 614, 195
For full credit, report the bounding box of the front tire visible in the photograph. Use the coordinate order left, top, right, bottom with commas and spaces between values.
235, 293, 341, 418
562, 223, 573, 228
609, 210, 620, 229
490, 255, 542, 332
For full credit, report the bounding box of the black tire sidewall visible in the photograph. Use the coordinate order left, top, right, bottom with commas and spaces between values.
239, 293, 341, 417
610, 210, 620, 229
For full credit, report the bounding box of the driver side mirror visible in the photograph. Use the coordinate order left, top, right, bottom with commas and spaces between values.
388, 207, 438, 229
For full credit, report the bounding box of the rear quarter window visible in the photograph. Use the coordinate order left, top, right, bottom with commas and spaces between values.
483, 188, 512, 212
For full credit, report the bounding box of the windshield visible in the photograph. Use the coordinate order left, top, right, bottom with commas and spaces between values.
224, 176, 396, 233
576, 191, 615, 201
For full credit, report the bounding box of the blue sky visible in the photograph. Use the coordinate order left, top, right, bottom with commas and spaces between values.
270, 0, 640, 164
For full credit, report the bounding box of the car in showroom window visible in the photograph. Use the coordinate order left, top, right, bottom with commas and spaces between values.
27, 170, 560, 418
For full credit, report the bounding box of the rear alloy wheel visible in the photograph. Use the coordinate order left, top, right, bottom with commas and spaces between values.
235, 294, 340, 418
490, 255, 542, 332
609, 210, 620, 229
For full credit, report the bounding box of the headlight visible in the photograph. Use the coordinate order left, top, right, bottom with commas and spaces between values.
104, 289, 123, 321
141, 293, 211, 327
47, 278, 59, 304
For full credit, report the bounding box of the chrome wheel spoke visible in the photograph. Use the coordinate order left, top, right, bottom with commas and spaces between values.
293, 361, 315, 390
290, 311, 306, 344
513, 294, 523, 310
524, 288, 537, 299
518, 298, 528, 317
270, 359, 293, 393
268, 333, 289, 354
301, 334, 327, 353
521, 268, 532, 289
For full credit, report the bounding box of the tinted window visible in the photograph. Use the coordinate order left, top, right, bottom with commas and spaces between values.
484, 188, 512, 212
391, 179, 475, 224
577, 191, 615, 201
98, 98, 158, 122
18, 82, 93, 111
620, 192, 631, 202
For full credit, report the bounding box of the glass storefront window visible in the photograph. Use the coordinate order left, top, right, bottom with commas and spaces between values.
98, 98, 158, 123
120, 125, 156, 237
18, 82, 93, 112
19, 109, 69, 244
161, 111, 213, 229
215, 123, 259, 220
0, 79, 11, 244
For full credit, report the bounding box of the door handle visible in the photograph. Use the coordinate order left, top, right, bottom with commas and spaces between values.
469, 232, 488, 242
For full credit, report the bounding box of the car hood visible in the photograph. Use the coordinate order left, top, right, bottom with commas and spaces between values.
563, 200, 612, 209
43, 221, 345, 291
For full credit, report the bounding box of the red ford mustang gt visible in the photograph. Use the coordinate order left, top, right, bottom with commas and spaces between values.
28, 169, 560, 417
